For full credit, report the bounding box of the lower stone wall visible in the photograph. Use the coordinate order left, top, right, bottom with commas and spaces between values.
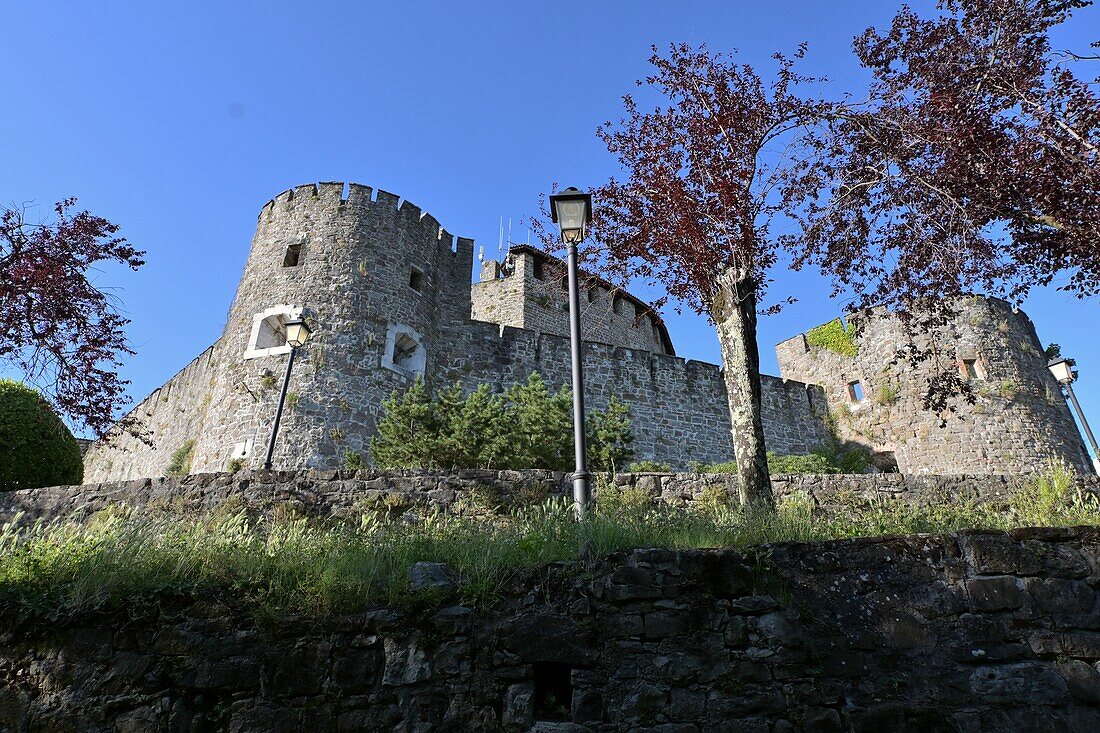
2, 528, 1099, 731
3, 469, 1099, 528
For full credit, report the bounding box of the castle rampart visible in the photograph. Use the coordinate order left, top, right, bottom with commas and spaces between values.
83, 182, 1092, 481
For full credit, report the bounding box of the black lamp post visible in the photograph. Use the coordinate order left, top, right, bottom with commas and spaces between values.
262, 317, 312, 470
549, 187, 593, 516
1048, 356, 1100, 475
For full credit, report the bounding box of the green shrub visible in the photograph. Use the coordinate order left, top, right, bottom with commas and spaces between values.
226, 458, 246, 473
627, 460, 672, 473
0, 380, 83, 490
369, 373, 633, 471
692, 460, 739, 474
165, 439, 195, 477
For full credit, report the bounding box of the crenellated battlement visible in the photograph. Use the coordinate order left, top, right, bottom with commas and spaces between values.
257, 181, 475, 267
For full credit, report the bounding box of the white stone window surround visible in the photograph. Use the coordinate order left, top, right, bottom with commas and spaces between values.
244, 304, 302, 360
382, 323, 426, 378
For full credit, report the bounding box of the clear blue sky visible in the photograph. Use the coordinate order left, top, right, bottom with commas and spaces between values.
2, 1, 1098, 452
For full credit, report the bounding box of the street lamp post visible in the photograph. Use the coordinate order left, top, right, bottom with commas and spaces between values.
262, 317, 312, 470
550, 187, 594, 517
1048, 357, 1100, 475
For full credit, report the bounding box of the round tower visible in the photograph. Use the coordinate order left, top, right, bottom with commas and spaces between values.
775, 296, 1093, 474
187, 182, 474, 473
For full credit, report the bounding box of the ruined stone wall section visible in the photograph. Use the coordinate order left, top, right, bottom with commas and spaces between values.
438, 321, 830, 468
776, 297, 1094, 474
471, 250, 671, 355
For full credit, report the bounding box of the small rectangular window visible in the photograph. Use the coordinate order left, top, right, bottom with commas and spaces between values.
409, 268, 423, 291
283, 244, 303, 267
587, 285, 599, 303
848, 381, 864, 402
532, 258, 544, 280
961, 359, 982, 380
612, 295, 623, 315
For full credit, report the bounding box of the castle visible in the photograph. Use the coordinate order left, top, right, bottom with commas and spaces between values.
83, 182, 1094, 481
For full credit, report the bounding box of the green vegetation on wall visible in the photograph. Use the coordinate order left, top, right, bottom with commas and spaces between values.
370, 373, 634, 472
691, 445, 872, 475
805, 318, 858, 357
0, 463, 1093, 618
165, 439, 195, 477
0, 379, 83, 491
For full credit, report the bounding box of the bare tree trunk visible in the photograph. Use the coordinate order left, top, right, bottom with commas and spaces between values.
712, 268, 774, 507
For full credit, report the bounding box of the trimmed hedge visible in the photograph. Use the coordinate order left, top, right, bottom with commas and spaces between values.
0, 379, 83, 491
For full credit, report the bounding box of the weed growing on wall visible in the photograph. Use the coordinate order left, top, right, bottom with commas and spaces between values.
804, 319, 858, 357
164, 440, 195, 477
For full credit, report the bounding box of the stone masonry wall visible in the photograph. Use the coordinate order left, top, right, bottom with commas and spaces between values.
2, 525, 1099, 731
5, 469, 1099, 529
776, 297, 1094, 475
439, 321, 831, 468
82, 345, 218, 483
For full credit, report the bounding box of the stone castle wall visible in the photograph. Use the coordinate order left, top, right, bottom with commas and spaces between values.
84, 182, 833, 481
83, 181, 1091, 482
439, 321, 830, 468
3, 525, 1100, 731
776, 297, 1094, 475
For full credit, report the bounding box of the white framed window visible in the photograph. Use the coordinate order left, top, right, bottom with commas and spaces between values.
244, 305, 301, 360
381, 323, 426, 378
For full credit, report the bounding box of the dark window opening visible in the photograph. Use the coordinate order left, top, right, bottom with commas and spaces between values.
533, 663, 573, 722
283, 244, 303, 267
612, 296, 624, 315
587, 285, 598, 303
961, 359, 982, 380
409, 268, 423, 291
870, 451, 900, 473
532, 258, 544, 280
847, 381, 864, 402
393, 333, 419, 368
560, 275, 569, 292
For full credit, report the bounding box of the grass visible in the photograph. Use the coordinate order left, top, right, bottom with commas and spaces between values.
0, 464, 1096, 621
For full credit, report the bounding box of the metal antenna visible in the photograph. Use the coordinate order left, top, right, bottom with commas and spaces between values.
498, 216, 504, 258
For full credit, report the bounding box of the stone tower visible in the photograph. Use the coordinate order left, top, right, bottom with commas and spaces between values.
85, 183, 475, 479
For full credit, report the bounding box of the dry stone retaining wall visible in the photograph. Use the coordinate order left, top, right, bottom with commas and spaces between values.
1, 528, 1099, 731
4, 470, 1099, 529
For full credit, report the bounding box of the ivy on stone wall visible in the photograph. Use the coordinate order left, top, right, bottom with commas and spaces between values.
805, 319, 858, 357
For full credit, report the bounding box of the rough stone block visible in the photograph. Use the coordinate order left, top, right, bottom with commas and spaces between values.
967, 576, 1021, 611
